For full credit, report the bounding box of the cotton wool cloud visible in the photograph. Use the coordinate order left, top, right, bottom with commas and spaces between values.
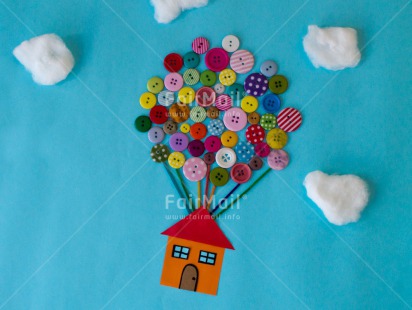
151, 0, 208, 24
304, 171, 369, 226
303, 25, 361, 70
13, 34, 74, 85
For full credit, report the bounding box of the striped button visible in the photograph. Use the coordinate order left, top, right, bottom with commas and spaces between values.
192, 37, 210, 54
215, 94, 233, 111
157, 90, 174, 107
230, 49, 254, 74
277, 107, 302, 132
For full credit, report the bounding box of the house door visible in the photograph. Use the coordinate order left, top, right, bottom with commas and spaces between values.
179, 264, 198, 291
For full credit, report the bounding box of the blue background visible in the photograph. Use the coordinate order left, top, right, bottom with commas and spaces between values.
0, 0, 411, 309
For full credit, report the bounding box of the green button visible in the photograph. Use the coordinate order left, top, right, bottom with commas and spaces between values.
147, 76, 164, 94
151, 144, 170, 163
210, 167, 229, 186
200, 70, 217, 86
259, 113, 277, 131
183, 51, 200, 68
135, 115, 152, 132
269, 75, 288, 94
190, 106, 207, 122
183, 69, 200, 85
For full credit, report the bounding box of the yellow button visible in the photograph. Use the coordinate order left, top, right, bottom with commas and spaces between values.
219, 69, 237, 86
266, 128, 288, 149
178, 87, 195, 104
139, 92, 156, 109
180, 123, 190, 133
168, 152, 186, 169
147, 76, 164, 94
221, 131, 238, 148
241, 96, 258, 113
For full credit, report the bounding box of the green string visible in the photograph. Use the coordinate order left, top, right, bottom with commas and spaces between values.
175, 168, 195, 212
214, 168, 272, 218
162, 163, 191, 214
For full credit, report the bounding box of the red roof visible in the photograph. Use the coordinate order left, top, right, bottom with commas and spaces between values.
161, 207, 234, 250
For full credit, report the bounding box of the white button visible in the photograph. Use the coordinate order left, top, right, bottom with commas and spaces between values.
214, 83, 225, 94
222, 35, 240, 53
215, 147, 237, 168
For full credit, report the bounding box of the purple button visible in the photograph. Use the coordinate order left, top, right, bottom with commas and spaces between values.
204, 135, 222, 152
188, 140, 205, 157
267, 149, 290, 170
204, 152, 215, 165
169, 132, 189, 152
244, 73, 268, 97
205, 48, 229, 72
147, 126, 165, 144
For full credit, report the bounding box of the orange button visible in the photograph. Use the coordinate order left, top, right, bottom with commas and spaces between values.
190, 122, 207, 140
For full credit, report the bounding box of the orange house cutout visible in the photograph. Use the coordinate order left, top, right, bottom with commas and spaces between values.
160, 207, 234, 295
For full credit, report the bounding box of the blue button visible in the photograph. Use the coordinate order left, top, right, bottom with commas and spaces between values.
235, 141, 255, 162
183, 51, 200, 68
262, 93, 281, 113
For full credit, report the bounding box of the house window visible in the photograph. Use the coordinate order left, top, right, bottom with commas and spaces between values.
198, 251, 217, 265
172, 245, 190, 259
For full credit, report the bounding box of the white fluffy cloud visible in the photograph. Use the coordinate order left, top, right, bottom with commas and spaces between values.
151, 0, 208, 24
303, 171, 369, 226
13, 33, 74, 85
303, 25, 361, 71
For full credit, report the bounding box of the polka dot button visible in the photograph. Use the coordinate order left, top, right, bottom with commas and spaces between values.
262, 94, 281, 113
269, 75, 288, 94
266, 128, 288, 149
190, 122, 207, 140
200, 70, 217, 86
190, 106, 207, 122
180, 123, 190, 133
183, 158, 207, 182
223, 107, 247, 132
163, 120, 177, 135
195, 87, 216, 107
210, 167, 230, 187
230, 49, 254, 74
219, 69, 237, 86
169, 132, 189, 152
169, 103, 189, 123
245, 124, 265, 144
207, 107, 220, 119
244, 73, 268, 97
214, 83, 225, 94
168, 151, 185, 169
241, 96, 259, 113
148, 126, 165, 143
215, 94, 233, 111
208, 119, 225, 136
151, 144, 170, 163
234, 141, 255, 162
139, 92, 157, 109
277, 107, 302, 132
178, 87, 195, 104
165, 73, 183, 92
222, 35, 240, 52
183, 69, 200, 85
204, 135, 221, 152
221, 131, 238, 148
260, 113, 277, 131
134, 115, 152, 132
249, 156, 263, 171
157, 90, 174, 107
188, 140, 205, 157
149, 106, 168, 124
254, 142, 270, 157
267, 149, 290, 170
192, 37, 210, 54
260, 60, 278, 77
183, 51, 200, 68
164, 53, 183, 72
230, 163, 252, 184
227, 83, 245, 102
247, 112, 260, 125
204, 152, 215, 165
147, 77, 164, 94
216, 148, 237, 168
205, 48, 229, 72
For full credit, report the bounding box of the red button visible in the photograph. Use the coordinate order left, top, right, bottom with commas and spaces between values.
230, 163, 252, 184
245, 124, 265, 144
149, 106, 168, 124
205, 48, 229, 72
204, 135, 221, 152
196, 87, 216, 107
277, 107, 302, 132
164, 53, 183, 72
254, 142, 270, 157
190, 122, 207, 140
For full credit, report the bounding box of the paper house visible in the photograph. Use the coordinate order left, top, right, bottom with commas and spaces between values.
160, 207, 234, 295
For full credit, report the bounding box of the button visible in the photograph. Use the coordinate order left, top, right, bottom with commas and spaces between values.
205, 48, 229, 72
178, 87, 195, 104
241, 96, 258, 113
215, 94, 233, 111
214, 83, 225, 94
164, 73, 183, 92
195, 87, 216, 107
262, 94, 281, 113
183, 69, 200, 85
190, 106, 207, 122
203, 152, 215, 165
183, 157, 207, 182
221, 131, 238, 148
208, 119, 225, 136
169, 132, 189, 152
188, 140, 205, 157
209, 167, 230, 186
266, 128, 288, 149
219, 69, 237, 86
277, 107, 302, 132
148, 126, 165, 143
151, 144, 170, 163
207, 107, 220, 119
254, 142, 270, 157
245, 124, 265, 144
260, 113, 277, 131
147, 77, 164, 94
244, 73, 268, 97
268, 149, 290, 170
235, 141, 255, 162
215, 148, 237, 168
227, 83, 244, 103
134, 115, 152, 133
230, 49, 254, 74
164, 53, 183, 72
168, 151, 186, 169
149, 106, 168, 124
183, 51, 200, 68
180, 123, 190, 133
223, 107, 247, 132
230, 163, 252, 184
200, 70, 217, 86
260, 60, 278, 77
247, 111, 260, 124
222, 35, 240, 52
139, 92, 156, 109
248, 156, 263, 171
204, 135, 222, 152
190, 122, 207, 139
157, 90, 174, 107
192, 37, 210, 54
169, 103, 190, 123
163, 120, 178, 134
269, 75, 288, 94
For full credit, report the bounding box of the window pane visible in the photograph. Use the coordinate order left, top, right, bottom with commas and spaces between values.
208, 253, 215, 258
207, 258, 215, 264
181, 254, 187, 259
182, 247, 189, 254
199, 256, 207, 262
175, 246, 181, 251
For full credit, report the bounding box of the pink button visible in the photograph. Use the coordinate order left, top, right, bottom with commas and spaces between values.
230, 49, 254, 74
164, 73, 183, 91
205, 48, 229, 72
196, 87, 216, 107
230, 163, 252, 184
204, 135, 222, 152
254, 142, 270, 157
183, 157, 207, 182
215, 94, 232, 111
267, 149, 290, 170
223, 107, 247, 132
245, 124, 265, 144
192, 37, 210, 54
